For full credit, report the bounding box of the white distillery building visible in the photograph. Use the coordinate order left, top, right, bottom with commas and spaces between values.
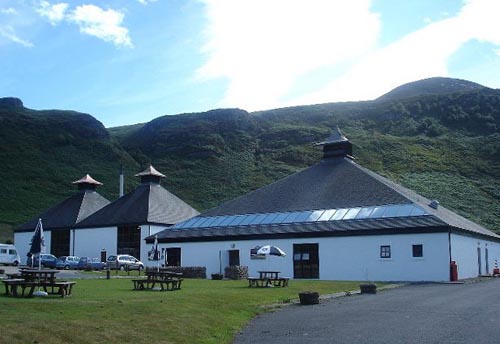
148, 128, 500, 282
15, 166, 199, 263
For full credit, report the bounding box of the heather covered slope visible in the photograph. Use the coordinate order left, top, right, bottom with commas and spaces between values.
1, 77, 499, 242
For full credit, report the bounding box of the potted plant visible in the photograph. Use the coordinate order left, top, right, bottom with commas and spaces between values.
298, 291, 319, 305
359, 283, 377, 294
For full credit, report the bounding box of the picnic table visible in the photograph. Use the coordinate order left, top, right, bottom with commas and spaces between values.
2, 269, 76, 298
132, 270, 183, 291
248, 271, 289, 288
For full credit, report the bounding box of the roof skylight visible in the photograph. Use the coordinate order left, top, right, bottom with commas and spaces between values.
172, 203, 429, 230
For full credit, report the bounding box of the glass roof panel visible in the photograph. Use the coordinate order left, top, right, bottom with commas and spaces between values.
410, 206, 426, 216
342, 207, 361, 220
209, 216, 227, 227
381, 205, 400, 218
228, 215, 246, 226
368, 206, 386, 218
188, 217, 208, 228
331, 208, 349, 220
201, 217, 219, 227
238, 214, 257, 226
307, 210, 325, 222
193, 217, 215, 228
294, 211, 314, 223
260, 213, 279, 224
395, 204, 414, 217
269, 213, 289, 224
356, 207, 374, 219
317, 209, 336, 221
281, 212, 303, 223
219, 215, 237, 226
248, 213, 269, 225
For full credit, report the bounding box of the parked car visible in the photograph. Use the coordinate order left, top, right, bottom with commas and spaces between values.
107, 254, 144, 271
0, 243, 21, 266
27, 253, 58, 268
56, 256, 80, 270
78, 257, 106, 270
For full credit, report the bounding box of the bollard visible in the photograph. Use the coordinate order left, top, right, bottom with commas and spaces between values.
106, 269, 110, 280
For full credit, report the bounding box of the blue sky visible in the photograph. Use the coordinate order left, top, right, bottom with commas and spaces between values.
1, 0, 499, 127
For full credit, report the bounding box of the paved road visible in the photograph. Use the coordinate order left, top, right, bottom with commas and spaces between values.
234, 279, 500, 344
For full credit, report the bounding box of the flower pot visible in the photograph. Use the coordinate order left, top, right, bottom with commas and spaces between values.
299, 291, 319, 305
211, 273, 223, 280
359, 283, 377, 294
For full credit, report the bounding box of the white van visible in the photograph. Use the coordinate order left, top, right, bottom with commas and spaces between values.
0, 243, 21, 266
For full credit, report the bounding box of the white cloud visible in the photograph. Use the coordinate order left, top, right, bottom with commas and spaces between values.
198, 0, 380, 110
297, 0, 500, 103
0, 25, 33, 47
199, 0, 500, 110
68, 5, 133, 47
36, 1, 68, 25
35, 2, 132, 48
137, 0, 158, 5
1, 8, 17, 15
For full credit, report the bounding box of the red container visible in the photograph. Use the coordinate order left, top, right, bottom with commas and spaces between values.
450, 261, 458, 281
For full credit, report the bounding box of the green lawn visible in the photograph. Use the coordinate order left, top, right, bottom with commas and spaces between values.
0, 278, 364, 344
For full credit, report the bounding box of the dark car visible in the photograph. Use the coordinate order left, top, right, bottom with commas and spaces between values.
56, 256, 80, 270
77, 257, 106, 270
27, 253, 58, 269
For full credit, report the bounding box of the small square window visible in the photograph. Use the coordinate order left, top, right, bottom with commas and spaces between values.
380, 245, 391, 258
412, 244, 423, 258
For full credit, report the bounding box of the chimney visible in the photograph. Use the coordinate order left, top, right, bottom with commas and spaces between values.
119, 165, 124, 197
134, 165, 166, 185
314, 126, 353, 159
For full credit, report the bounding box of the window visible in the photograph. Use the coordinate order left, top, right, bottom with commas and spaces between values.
412, 244, 423, 258
166, 248, 181, 266
380, 245, 391, 258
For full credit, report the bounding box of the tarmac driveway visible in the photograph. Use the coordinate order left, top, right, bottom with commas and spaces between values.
234, 279, 500, 344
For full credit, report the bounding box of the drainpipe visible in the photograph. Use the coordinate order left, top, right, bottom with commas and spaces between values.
448, 228, 452, 281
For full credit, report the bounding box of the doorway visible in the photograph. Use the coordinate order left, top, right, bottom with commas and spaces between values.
228, 250, 240, 266
293, 243, 319, 279
477, 246, 482, 276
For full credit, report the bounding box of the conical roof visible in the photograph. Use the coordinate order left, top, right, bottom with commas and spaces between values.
76, 182, 199, 228
72, 174, 103, 185
135, 165, 166, 178
16, 190, 110, 232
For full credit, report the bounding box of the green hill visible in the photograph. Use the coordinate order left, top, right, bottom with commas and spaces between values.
0, 98, 140, 240
1, 77, 499, 241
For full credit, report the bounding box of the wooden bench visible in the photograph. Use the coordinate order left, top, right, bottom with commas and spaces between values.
2, 279, 38, 297
41, 281, 77, 297
132, 278, 183, 291
248, 277, 290, 288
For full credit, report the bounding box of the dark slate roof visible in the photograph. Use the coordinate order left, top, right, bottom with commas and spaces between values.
75, 183, 199, 228
150, 156, 499, 243
16, 191, 110, 232
203, 157, 409, 216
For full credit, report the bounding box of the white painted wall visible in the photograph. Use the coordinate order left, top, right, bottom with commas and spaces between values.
157, 232, 451, 281
450, 234, 500, 279
73, 227, 117, 259
14, 231, 52, 264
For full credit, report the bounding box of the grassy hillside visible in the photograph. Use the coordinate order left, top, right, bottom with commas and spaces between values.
1, 77, 499, 242
0, 99, 141, 239
118, 88, 500, 232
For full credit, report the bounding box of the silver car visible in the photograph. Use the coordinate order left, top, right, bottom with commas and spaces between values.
107, 254, 144, 271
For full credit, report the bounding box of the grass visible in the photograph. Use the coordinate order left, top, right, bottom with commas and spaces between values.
0, 278, 365, 344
